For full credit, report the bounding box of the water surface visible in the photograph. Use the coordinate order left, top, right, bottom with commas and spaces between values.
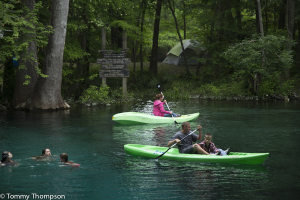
0, 100, 299, 199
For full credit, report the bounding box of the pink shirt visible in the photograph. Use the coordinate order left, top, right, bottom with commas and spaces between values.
153, 100, 171, 117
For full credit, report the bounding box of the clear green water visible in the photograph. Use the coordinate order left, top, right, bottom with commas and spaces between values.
0, 100, 299, 199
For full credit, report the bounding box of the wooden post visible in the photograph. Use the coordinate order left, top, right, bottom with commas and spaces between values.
122, 30, 127, 49
102, 27, 106, 87
122, 30, 127, 99
122, 77, 127, 99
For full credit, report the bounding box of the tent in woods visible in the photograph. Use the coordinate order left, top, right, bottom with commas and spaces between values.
162, 39, 204, 66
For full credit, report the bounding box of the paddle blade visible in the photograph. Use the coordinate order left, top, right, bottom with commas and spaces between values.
155, 147, 171, 159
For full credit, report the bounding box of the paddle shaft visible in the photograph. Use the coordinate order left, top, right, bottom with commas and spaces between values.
162, 92, 179, 125
155, 129, 198, 159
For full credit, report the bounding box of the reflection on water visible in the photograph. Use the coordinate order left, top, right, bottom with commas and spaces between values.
0, 100, 299, 199
121, 157, 269, 199
113, 123, 179, 147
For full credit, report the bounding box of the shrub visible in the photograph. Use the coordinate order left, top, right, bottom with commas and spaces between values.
79, 85, 110, 104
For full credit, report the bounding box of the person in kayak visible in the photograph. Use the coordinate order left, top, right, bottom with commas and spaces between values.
168, 122, 210, 155
1, 151, 18, 166
153, 94, 180, 117
198, 133, 230, 156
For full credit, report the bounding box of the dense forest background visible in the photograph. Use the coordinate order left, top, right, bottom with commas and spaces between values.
0, 0, 299, 110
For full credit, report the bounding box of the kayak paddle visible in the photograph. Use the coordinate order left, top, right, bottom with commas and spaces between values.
157, 84, 180, 125
155, 128, 197, 159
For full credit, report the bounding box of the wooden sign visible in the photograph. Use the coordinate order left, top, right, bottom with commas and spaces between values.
102, 53, 126, 58
97, 58, 131, 64
99, 50, 114, 53
99, 70, 130, 78
101, 64, 126, 70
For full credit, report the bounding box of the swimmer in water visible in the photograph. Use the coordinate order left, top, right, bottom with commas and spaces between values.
31, 148, 55, 160
1, 151, 17, 166
59, 153, 80, 167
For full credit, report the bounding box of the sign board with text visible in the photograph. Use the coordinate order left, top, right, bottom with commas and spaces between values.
99, 70, 130, 78
97, 49, 131, 78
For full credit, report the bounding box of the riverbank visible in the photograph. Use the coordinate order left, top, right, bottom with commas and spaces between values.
1, 62, 299, 110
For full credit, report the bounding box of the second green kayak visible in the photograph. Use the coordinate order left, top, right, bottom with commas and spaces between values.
124, 144, 269, 165
112, 112, 199, 125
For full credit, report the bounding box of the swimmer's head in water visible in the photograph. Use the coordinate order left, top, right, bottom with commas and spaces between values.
1, 151, 11, 162
60, 153, 68, 162
42, 149, 51, 156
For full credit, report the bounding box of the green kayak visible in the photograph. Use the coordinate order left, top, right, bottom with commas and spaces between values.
112, 112, 199, 125
124, 144, 269, 165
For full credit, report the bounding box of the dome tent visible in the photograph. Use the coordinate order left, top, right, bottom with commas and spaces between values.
162, 39, 204, 66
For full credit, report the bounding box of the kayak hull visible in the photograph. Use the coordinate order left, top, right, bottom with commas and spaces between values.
112, 112, 199, 125
124, 144, 269, 165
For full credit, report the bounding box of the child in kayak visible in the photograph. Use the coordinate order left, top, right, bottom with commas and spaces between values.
198, 133, 230, 156
153, 94, 180, 117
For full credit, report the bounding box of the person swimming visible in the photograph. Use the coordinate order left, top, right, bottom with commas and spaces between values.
1, 151, 17, 166
31, 148, 52, 159
59, 153, 80, 167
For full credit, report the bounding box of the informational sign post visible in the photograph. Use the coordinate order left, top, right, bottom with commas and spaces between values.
99, 29, 130, 98
98, 51, 131, 78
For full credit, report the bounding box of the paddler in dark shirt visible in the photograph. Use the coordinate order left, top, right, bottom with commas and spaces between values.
168, 122, 210, 155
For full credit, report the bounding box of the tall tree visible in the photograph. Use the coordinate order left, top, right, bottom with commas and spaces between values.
285, 0, 295, 78
13, 0, 39, 107
254, 0, 264, 95
140, 0, 147, 74
27, 0, 70, 110
149, 0, 163, 75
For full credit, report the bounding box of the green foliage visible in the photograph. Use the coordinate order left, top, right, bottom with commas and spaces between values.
223, 35, 294, 74
222, 34, 295, 95
110, 87, 123, 100
258, 72, 295, 96
0, 0, 52, 81
79, 85, 110, 104
197, 84, 220, 96
163, 86, 190, 100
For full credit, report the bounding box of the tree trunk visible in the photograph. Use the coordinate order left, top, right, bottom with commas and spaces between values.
26, 0, 70, 110
140, 0, 146, 74
74, 6, 90, 100
13, 0, 39, 107
286, 0, 295, 40
255, 0, 264, 95
286, 0, 295, 78
236, 0, 243, 40
278, 0, 286, 30
2, 59, 15, 104
254, 0, 260, 34
168, 0, 190, 75
265, 0, 268, 35
183, 2, 186, 39
149, 0, 163, 76
257, 0, 264, 37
